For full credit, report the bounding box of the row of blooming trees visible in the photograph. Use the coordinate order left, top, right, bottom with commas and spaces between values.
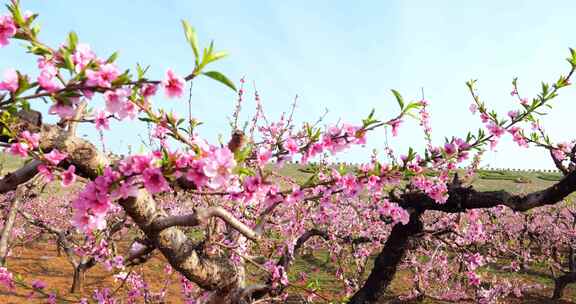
0, 1, 575, 303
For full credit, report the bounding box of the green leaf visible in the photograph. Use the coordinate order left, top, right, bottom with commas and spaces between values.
68, 31, 78, 51
202, 71, 237, 92
207, 50, 228, 63
61, 49, 75, 72
404, 102, 422, 113
181, 20, 199, 63
313, 128, 321, 140
20, 100, 30, 111
59, 91, 83, 98
31, 24, 40, 37
106, 51, 119, 64
25, 13, 38, 27
14, 72, 31, 96
136, 63, 150, 80
27, 42, 51, 56
338, 163, 347, 175
235, 144, 253, 163
111, 70, 132, 86
303, 173, 319, 187
567, 48, 576, 67
405, 112, 418, 119
236, 166, 255, 176
138, 117, 156, 123
7, 2, 25, 27
208, 40, 214, 54
541, 82, 549, 97
390, 89, 404, 110
362, 108, 376, 127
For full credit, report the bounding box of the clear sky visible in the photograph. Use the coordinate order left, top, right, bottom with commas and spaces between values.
1, 1, 575, 169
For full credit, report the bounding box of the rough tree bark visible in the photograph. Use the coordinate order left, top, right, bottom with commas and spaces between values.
71, 265, 84, 293
70, 257, 96, 293
120, 192, 245, 303
0, 194, 21, 266
348, 211, 424, 304
0, 183, 33, 266
554, 272, 576, 299
0, 160, 41, 194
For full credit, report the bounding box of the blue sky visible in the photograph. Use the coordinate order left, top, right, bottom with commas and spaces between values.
2, 1, 575, 169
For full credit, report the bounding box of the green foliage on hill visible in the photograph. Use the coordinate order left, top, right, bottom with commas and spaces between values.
537, 173, 563, 181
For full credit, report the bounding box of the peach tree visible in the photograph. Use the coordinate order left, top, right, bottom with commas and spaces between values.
0, 1, 576, 303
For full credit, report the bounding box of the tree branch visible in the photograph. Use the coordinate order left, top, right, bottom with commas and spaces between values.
277, 228, 329, 270
400, 169, 576, 213
0, 123, 110, 196
119, 191, 242, 291
151, 206, 260, 241
67, 100, 87, 136
0, 160, 41, 194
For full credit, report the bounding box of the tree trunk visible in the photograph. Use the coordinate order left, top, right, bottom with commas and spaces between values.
119, 191, 243, 299
552, 244, 576, 299
553, 272, 576, 299
348, 211, 424, 304
70, 257, 97, 294
70, 265, 85, 293
0, 196, 21, 266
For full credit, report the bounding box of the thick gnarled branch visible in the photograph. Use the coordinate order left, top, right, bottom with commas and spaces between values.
0, 124, 109, 195
400, 169, 576, 213
119, 191, 242, 292
0, 125, 244, 294
0, 160, 41, 194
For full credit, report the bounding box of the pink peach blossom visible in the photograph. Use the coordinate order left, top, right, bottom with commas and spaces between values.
61, 165, 76, 187
0, 15, 16, 47
9, 142, 29, 157
72, 43, 96, 72
163, 69, 185, 98
142, 167, 170, 194
95, 111, 110, 131
85, 63, 120, 88
0, 68, 18, 92
104, 87, 129, 113
44, 149, 67, 165
37, 164, 54, 182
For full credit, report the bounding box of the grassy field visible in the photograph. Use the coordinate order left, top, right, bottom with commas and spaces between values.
0, 153, 27, 175
0, 157, 574, 302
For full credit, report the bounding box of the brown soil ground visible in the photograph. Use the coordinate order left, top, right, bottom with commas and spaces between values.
0, 241, 182, 303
